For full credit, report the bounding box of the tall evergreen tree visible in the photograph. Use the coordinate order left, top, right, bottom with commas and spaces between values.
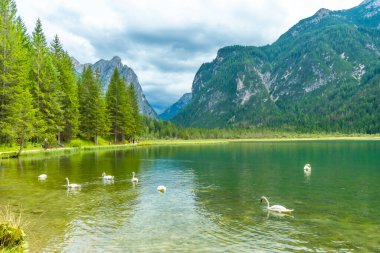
29, 19, 64, 145
106, 68, 133, 143
16, 16, 31, 50
0, 0, 36, 154
78, 66, 108, 144
127, 84, 141, 142
6, 87, 36, 156
50, 35, 79, 142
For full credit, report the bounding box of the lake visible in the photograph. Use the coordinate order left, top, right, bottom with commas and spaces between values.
1, 140, 379, 252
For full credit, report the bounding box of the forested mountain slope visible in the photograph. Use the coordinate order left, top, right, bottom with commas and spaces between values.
173, 0, 380, 133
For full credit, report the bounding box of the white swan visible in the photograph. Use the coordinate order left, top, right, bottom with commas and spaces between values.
131, 172, 138, 183
157, 185, 166, 193
65, 177, 81, 189
304, 163, 311, 172
38, 174, 47, 180
260, 196, 293, 213
102, 172, 114, 180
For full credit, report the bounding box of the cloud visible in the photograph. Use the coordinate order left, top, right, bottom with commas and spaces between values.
15, 0, 363, 113
135, 69, 195, 113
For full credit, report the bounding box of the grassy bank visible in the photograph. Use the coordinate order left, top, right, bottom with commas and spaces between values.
1, 134, 380, 158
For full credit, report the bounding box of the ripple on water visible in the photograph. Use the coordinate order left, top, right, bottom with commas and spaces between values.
2, 142, 380, 252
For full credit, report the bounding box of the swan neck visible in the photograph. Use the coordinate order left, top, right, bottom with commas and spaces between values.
262, 197, 270, 209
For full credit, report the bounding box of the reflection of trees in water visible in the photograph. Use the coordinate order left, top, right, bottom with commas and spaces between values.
0, 149, 142, 252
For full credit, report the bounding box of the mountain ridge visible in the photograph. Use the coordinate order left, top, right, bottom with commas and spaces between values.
172, 1, 380, 133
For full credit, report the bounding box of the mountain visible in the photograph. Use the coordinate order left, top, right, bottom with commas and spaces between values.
173, 0, 380, 133
159, 93, 192, 120
73, 56, 158, 119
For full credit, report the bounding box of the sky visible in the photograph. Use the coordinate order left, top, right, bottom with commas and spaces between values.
15, 0, 363, 114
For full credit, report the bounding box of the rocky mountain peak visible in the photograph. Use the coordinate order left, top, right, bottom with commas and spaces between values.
72, 57, 158, 119
357, 0, 380, 19
111, 55, 121, 62
315, 8, 331, 17
360, 0, 380, 8
172, 0, 380, 131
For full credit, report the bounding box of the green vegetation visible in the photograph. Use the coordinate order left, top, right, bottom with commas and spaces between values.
1, 0, 379, 157
141, 116, 380, 140
0, 206, 26, 251
51, 35, 79, 143
106, 68, 137, 143
78, 66, 108, 145
0, 0, 36, 157
173, 4, 380, 133
0, 0, 141, 156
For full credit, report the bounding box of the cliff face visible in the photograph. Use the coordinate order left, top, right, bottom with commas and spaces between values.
173, 0, 380, 133
73, 56, 157, 119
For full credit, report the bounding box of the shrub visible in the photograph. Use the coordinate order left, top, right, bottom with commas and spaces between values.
68, 139, 85, 148
0, 206, 26, 251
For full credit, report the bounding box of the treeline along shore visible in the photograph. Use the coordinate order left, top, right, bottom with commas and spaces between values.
0, 0, 140, 156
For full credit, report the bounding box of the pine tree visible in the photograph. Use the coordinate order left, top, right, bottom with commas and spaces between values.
123, 85, 134, 142
127, 84, 141, 142
29, 19, 64, 145
16, 16, 31, 50
50, 35, 79, 142
106, 68, 133, 143
0, 0, 36, 154
78, 66, 108, 144
6, 86, 36, 156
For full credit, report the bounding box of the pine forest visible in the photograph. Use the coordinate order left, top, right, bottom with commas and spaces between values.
0, 0, 141, 156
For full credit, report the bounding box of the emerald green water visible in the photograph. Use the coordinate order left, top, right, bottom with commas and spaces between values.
1, 141, 380, 252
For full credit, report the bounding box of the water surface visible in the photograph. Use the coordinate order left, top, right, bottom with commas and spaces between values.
0, 141, 379, 252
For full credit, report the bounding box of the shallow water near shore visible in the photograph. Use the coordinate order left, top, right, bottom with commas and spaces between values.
1, 140, 379, 252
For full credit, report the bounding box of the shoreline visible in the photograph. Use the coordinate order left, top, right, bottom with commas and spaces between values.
1, 136, 379, 158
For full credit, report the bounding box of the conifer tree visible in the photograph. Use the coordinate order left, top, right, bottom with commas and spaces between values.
16, 16, 31, 50
0, 0, 36, 154
121, 76, 134, 141
78, 66, 108, 144
127, 84, 141, 142
6, 87, 36, 156
29, 19, 64, 145
106, 68, 132, 143
50, 35, 79, 142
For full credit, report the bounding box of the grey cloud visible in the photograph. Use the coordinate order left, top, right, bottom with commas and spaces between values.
16, 0, 363, 113
77, 24, 264, 111
148, 57, 199, 73
86, 25, 256, 74
128, 27, 221, 52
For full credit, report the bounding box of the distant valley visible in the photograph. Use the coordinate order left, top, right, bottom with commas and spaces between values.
159, 93, 192, 120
